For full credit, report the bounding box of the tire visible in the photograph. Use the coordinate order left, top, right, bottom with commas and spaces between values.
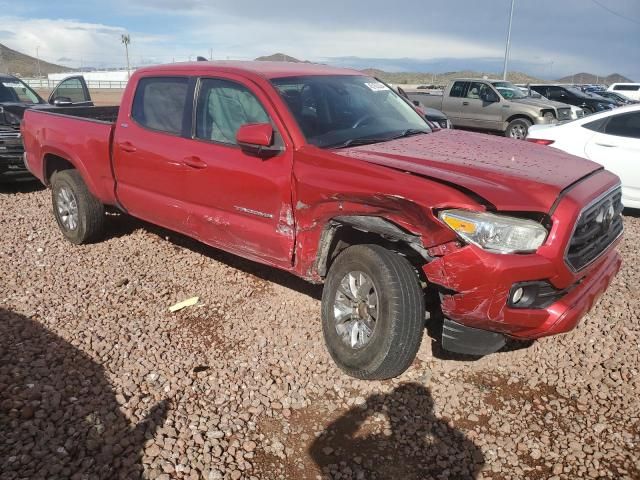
321, 244, 425, 380
582, 107, 594, 115
51, 170, 105, 244
505, 118, 532, 140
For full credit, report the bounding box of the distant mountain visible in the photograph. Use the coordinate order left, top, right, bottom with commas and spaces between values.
556, 72, 635, 84
361, 68, 544, 86
0, 43, 73, 77
255, 53, 305, 63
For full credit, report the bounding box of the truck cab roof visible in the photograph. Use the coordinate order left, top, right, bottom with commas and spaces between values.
133, 61, 364, 80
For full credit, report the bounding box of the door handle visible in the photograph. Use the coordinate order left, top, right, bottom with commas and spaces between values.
595, 143, 616, 148
462, 101, 470, 106
182, 156, 208, 169
118, 141, 137, 153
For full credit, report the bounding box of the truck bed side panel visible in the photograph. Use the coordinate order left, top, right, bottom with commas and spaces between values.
22, 110, 117, 204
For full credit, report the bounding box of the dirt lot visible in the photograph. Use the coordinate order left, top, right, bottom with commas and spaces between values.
0, 183, 638, 480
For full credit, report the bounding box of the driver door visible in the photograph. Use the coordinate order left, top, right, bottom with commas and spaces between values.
48, 76, 93, 107
459, 82, 502, 130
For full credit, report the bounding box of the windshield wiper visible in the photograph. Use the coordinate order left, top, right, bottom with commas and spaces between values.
329, 129, 429, 149
329, 137, 391, 149
386, 128, 429, 140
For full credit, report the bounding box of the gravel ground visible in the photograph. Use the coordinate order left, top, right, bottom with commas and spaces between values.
1, 183, 638, 480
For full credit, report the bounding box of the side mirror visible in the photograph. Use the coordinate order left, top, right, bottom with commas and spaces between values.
236, 123, 282, 158
52, 96, 73, 106
412, 100, 420, 106
480, 91, 499, 103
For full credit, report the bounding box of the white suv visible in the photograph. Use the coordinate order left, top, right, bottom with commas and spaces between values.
608, 83, 640, 101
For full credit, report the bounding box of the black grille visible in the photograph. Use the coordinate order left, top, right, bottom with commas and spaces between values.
557, 108, 572, 121
566, 188, 623, 271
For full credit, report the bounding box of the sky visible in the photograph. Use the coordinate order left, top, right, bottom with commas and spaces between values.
0, 0, 638, 80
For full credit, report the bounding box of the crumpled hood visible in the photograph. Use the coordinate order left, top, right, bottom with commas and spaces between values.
336, 129, 603, 212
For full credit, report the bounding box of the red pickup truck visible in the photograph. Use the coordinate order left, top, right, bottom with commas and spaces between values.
22, 62, 623, 380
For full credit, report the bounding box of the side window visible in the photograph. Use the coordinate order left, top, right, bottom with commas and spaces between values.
449, 82, 468, 98
546, 87, 563, 100
195, 78, 270, 145
132, 77, 189, 135
613, 85, 640, 92
54, 78, 88, 103
603, 112, 640, 139
583, 118, 607, 132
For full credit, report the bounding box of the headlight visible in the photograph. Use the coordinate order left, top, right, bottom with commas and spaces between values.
542, 111, 555, 122
438, 209, 548, 253
596, 103, 612, 111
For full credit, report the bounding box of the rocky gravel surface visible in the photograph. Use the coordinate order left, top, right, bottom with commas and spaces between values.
1, 183, 638, 480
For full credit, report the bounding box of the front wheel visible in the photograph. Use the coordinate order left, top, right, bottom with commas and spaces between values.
505, 118, 532, 140
51, 170, 105, 244
321, 244, 425, 380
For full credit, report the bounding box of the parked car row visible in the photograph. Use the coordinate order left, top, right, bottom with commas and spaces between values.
17, 61, 623, 379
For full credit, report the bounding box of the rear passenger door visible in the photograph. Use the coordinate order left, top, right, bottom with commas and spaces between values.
442, 81, 468, 125
112, 76, 199, 233
183, 76, 295, 266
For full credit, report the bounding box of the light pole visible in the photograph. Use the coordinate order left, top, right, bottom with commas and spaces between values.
36, 46, 42, 78
502, 0, 515, 80
121, 34, 131, 79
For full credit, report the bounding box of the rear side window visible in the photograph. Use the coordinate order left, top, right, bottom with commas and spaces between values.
613, 85, 640, 92
132, 77, 189, 135
603, 112, 640, 139
450, 81, 468, 98
583, 118, 607, 132
195, 78, 270, 145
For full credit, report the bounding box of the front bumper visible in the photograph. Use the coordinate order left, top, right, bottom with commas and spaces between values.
423, 171, 623, 352
424, 243, 621, 342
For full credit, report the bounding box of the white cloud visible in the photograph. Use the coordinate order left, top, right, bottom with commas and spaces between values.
0, 16, 175, 69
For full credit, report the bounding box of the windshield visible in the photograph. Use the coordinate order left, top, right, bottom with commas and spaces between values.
0, 78, 43, 104
492, 81, 527, 99
271, 75, 430, 148
566, 86, 591, 99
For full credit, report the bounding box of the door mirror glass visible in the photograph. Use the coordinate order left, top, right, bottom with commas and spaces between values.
52, 96, 73, 106
236, 123, 282, 158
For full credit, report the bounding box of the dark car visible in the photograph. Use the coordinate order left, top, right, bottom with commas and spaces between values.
396, 87, 452, 129
593, 90, 638, 106
529, 84, 616, 115
0, 74, 93, 181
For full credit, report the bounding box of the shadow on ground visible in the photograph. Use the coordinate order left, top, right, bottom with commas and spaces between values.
309, 383, 485, 479
0, 308, 169, 480
0, 179, 44, 194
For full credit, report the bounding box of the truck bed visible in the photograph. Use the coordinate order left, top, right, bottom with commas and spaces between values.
34, 105, 120, 124
22, 107, 119, 204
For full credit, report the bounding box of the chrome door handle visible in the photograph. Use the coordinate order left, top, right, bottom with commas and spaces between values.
462, 101, 470, 106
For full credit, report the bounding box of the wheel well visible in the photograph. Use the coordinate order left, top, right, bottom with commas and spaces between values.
44, 154, 74, 184
506, 114, 533, 125
315, 217, 431, 281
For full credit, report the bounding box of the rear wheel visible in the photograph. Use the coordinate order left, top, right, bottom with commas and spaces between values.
51, 170, 104, 244
505, 118, 532, 140
321, 244, 425, 380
